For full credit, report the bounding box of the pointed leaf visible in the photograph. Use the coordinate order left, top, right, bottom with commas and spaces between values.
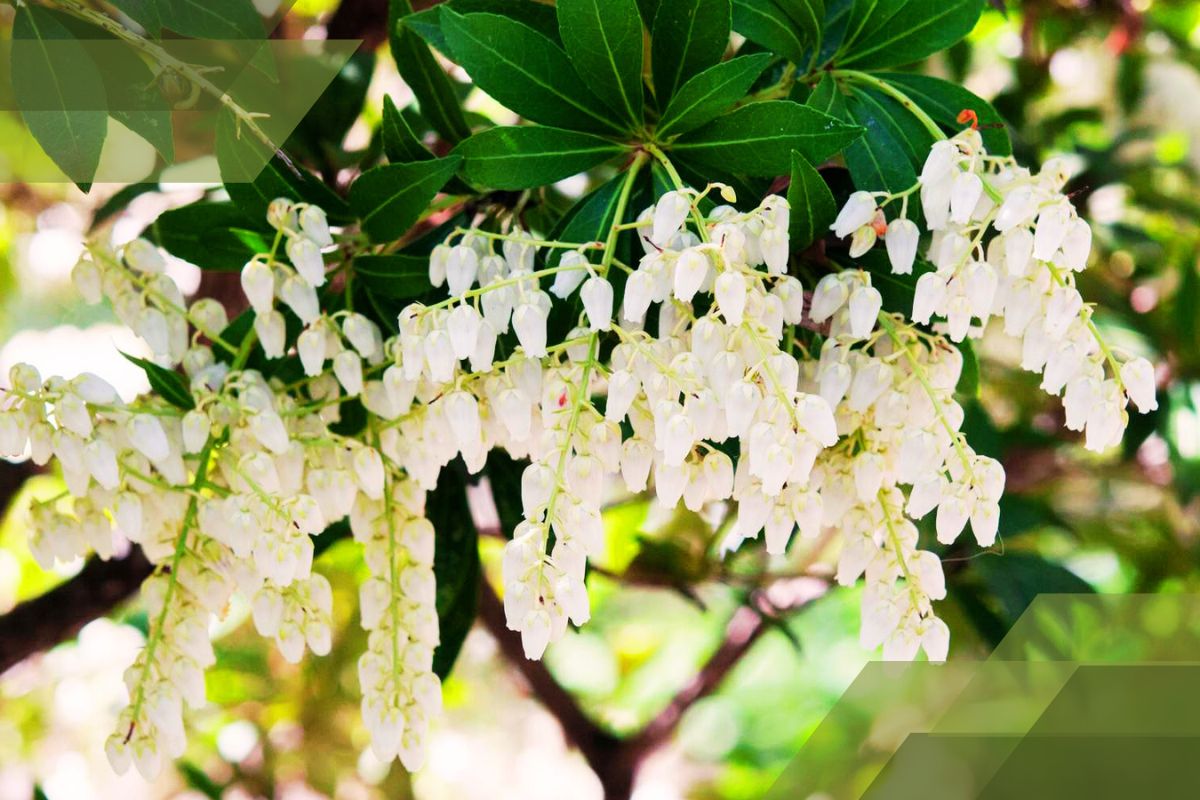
652, 0, 732, 103
878, 72, 1011, 156
390, 0, 472, 144
441, 10, 623, 135
406, 0, 562, 55
658, 53, 774, 138
787, 151, 836, 250
558, 0, 645, 128
455, 126, 627, 190
121, 352, 195, 411
428, 467, 481, 680
775, 0, 824, 50
672, 100, 863, 176
147, 202, 271, 271
382, 95, 434, 163
216, 111, 353, 224
350, 156, 463, 242
353, 254, 431, 299
841, 84, 925, 196
732, 0, 809, 66
839, 0, 984, 70
12, 6, 108, 189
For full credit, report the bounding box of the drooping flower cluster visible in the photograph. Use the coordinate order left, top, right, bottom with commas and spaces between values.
830, 128, 1158, 451
0, 131, 1155, 780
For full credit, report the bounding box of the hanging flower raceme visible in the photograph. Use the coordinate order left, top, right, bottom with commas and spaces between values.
828, 128, 1158, 453
0, 129, 1154, 782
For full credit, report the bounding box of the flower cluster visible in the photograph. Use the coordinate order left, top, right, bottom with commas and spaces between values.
831, 128, 1158, 451
0, 132, 1155, 780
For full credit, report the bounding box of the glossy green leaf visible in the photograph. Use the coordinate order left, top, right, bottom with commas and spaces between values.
842, 84, 925, 196
879, 72, 1012, 156
672, 100, 863, 176
775, 0, 824, 51
441, 9, 623, 135
121, 352, 195, 411
658, 53, 775, 138
215, 110, 352, 224
382, 95, 433, 163
109, 0, 264, 38
12, 6, 108, 189
147, 202, 270, 271
839, 0, 984, 70
405, 0, 562, 55
289, 51, 375, 160
787, 151, 836, 251
389, 0, 472, 144
428, 467, 480, 679
455, 126, 627, 190
353, 254, 431, 299
350, 156, 462, 242
558, 0, 645, 128
51, 12, 175, 164
732, 0, 809, 66
651, 0, 732, 103
974, 553, 1095, 624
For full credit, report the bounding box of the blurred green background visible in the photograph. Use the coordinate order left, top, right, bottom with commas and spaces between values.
3, 0, 1200, 798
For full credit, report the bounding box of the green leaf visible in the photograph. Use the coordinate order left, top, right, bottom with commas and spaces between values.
161, 0, 263, 38
350, 156, 462, 242
146, 202, 270, 271
672, 100, 863, 177
12, 6, 108, 190
838, 0, 984, 70
557, 0, 645, 129
216, 111, 353, 224
389, 0, 472, 144
658, 53, 774, 138
121, 352, 195, 411
353, 254, 431, 299
428, 466, 481, 679
841, 83, 925, 196
974, 552, 1094, 624
732, 0, 809, 66
51, 12, 175, 164
382, 95, 434, 163
775, 0, 824, 51
878, 72, 1012, 156
406, 0, 562, 55
787, 151, 835, 251
288, 50, 375, 160
441, 9, 623, 135
455, 126, 627, 190
651, 0, 732, 103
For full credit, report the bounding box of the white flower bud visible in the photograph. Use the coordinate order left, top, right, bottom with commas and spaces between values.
673, 248, 709, 303
128, 414, 170, 461
287, 236, 326, 287
298, 324, 327, 377
847, 285, 882, 339
885, 218, 919, 275
714, 271, 747, 326
299, 205, 333, 247
72, 258, 103, 304
551, 251, 589, 299
241, 260, 276, 313
580, 276, 613, 332
446, 245, 479, 297
831, 191, 876, 238
343, 313, 382, 360
652, 190, 691, 244
810, 273, 848, 323
280, 276, 319, 324
949, 171, 982, 224
124, 238, 166, 274
353, 447, 386, 500
254, 310, 287, 359
1120, 357, 1157, 413
333, 351, 364, 396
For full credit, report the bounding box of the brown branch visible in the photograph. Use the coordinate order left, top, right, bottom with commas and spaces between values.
477, 580, 621, 758
630, 604, 767, 754
0, 545, 152, 675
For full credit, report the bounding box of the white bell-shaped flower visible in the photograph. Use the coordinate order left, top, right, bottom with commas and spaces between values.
580, 276, 613, 332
